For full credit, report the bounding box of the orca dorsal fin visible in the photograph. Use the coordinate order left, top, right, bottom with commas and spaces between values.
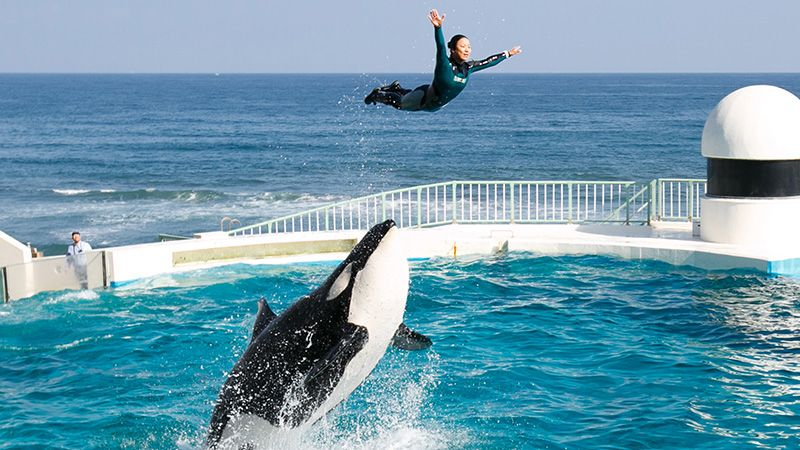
252, 297, 278, 341
391, 323, 432, 350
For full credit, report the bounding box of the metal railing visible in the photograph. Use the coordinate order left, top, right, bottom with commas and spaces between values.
657, 178, 706, 221
220, 216, 241, 232
229, 179, 707, 237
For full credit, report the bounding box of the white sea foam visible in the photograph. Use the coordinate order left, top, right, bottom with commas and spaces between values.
55, 334, 112, 351
345, 426, 462, 450
44, 289, 100, 305
51, 188, 115, 196
297, 352, 466, 450
189, 350, 464, 450
31, 187, 355, 252
173, 434, 197, 450
235, 424, 462, 450
52, 189, 90, 195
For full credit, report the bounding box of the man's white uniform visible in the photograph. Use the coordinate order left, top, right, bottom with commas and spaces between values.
66, 239, 92, 288
66, 241, 92, 256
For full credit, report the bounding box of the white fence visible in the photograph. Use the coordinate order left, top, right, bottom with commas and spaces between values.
230, 179, 705, 236
657, 178, 706, 221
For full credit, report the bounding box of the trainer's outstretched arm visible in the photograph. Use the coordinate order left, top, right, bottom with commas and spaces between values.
469, 46, 522, 74
432, 10, 449, 80
428, 9, 445, 28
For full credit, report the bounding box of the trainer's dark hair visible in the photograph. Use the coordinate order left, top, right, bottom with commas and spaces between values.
448, 34, 468, 51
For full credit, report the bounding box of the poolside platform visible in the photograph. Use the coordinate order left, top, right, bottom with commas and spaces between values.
0, 179, 800, 301
3, 178, 799, 302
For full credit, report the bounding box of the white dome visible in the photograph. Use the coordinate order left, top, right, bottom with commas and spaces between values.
701, 85, 800, 160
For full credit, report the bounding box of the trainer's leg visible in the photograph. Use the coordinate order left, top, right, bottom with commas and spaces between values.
386, 81, 412, 95
399, 85, 429, 111
366, 90, 403, 109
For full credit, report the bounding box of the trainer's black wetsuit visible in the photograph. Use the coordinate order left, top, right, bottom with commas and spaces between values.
366, 26, 508, 112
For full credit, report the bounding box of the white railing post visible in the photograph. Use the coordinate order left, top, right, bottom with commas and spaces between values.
567, 183, 573, 223
510, 182, 515, 224
381, 193, 386, 222
452, 182, 457, 223
417, 188, 422, 227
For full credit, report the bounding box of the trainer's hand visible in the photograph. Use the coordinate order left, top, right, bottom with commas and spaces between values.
428, 9, 445, 27
508, 46, 522, 57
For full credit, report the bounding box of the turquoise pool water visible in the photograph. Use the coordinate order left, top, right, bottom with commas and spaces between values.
2, 254, 800, 449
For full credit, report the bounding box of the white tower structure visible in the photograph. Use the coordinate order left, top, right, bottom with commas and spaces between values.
700, 85, 800, 249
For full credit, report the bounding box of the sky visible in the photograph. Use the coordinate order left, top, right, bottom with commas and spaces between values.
1, 0, 799, 73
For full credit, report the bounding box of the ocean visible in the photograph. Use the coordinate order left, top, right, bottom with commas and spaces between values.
2, 73, 798, 254
2, 74, 800, 449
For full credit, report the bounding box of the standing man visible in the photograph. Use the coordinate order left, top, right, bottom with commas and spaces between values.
66, 231, 92, 289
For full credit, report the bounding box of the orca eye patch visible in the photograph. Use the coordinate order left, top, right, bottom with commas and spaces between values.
327, 263, 353, 300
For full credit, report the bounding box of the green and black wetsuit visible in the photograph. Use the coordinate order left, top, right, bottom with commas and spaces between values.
366, 26, 508, 112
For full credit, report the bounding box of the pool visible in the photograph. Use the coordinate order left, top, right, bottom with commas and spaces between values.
2, 254, 800, 449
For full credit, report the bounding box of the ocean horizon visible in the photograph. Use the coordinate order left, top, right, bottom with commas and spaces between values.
1, 73, 798, 253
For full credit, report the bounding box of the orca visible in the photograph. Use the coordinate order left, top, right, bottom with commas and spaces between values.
207, 219, 431, 448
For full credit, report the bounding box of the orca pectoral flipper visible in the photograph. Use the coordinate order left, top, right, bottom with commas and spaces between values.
305, 323, 369, 384
251, 297, 278, 342
391, 323, 432, 350
284, 323, 369, 426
